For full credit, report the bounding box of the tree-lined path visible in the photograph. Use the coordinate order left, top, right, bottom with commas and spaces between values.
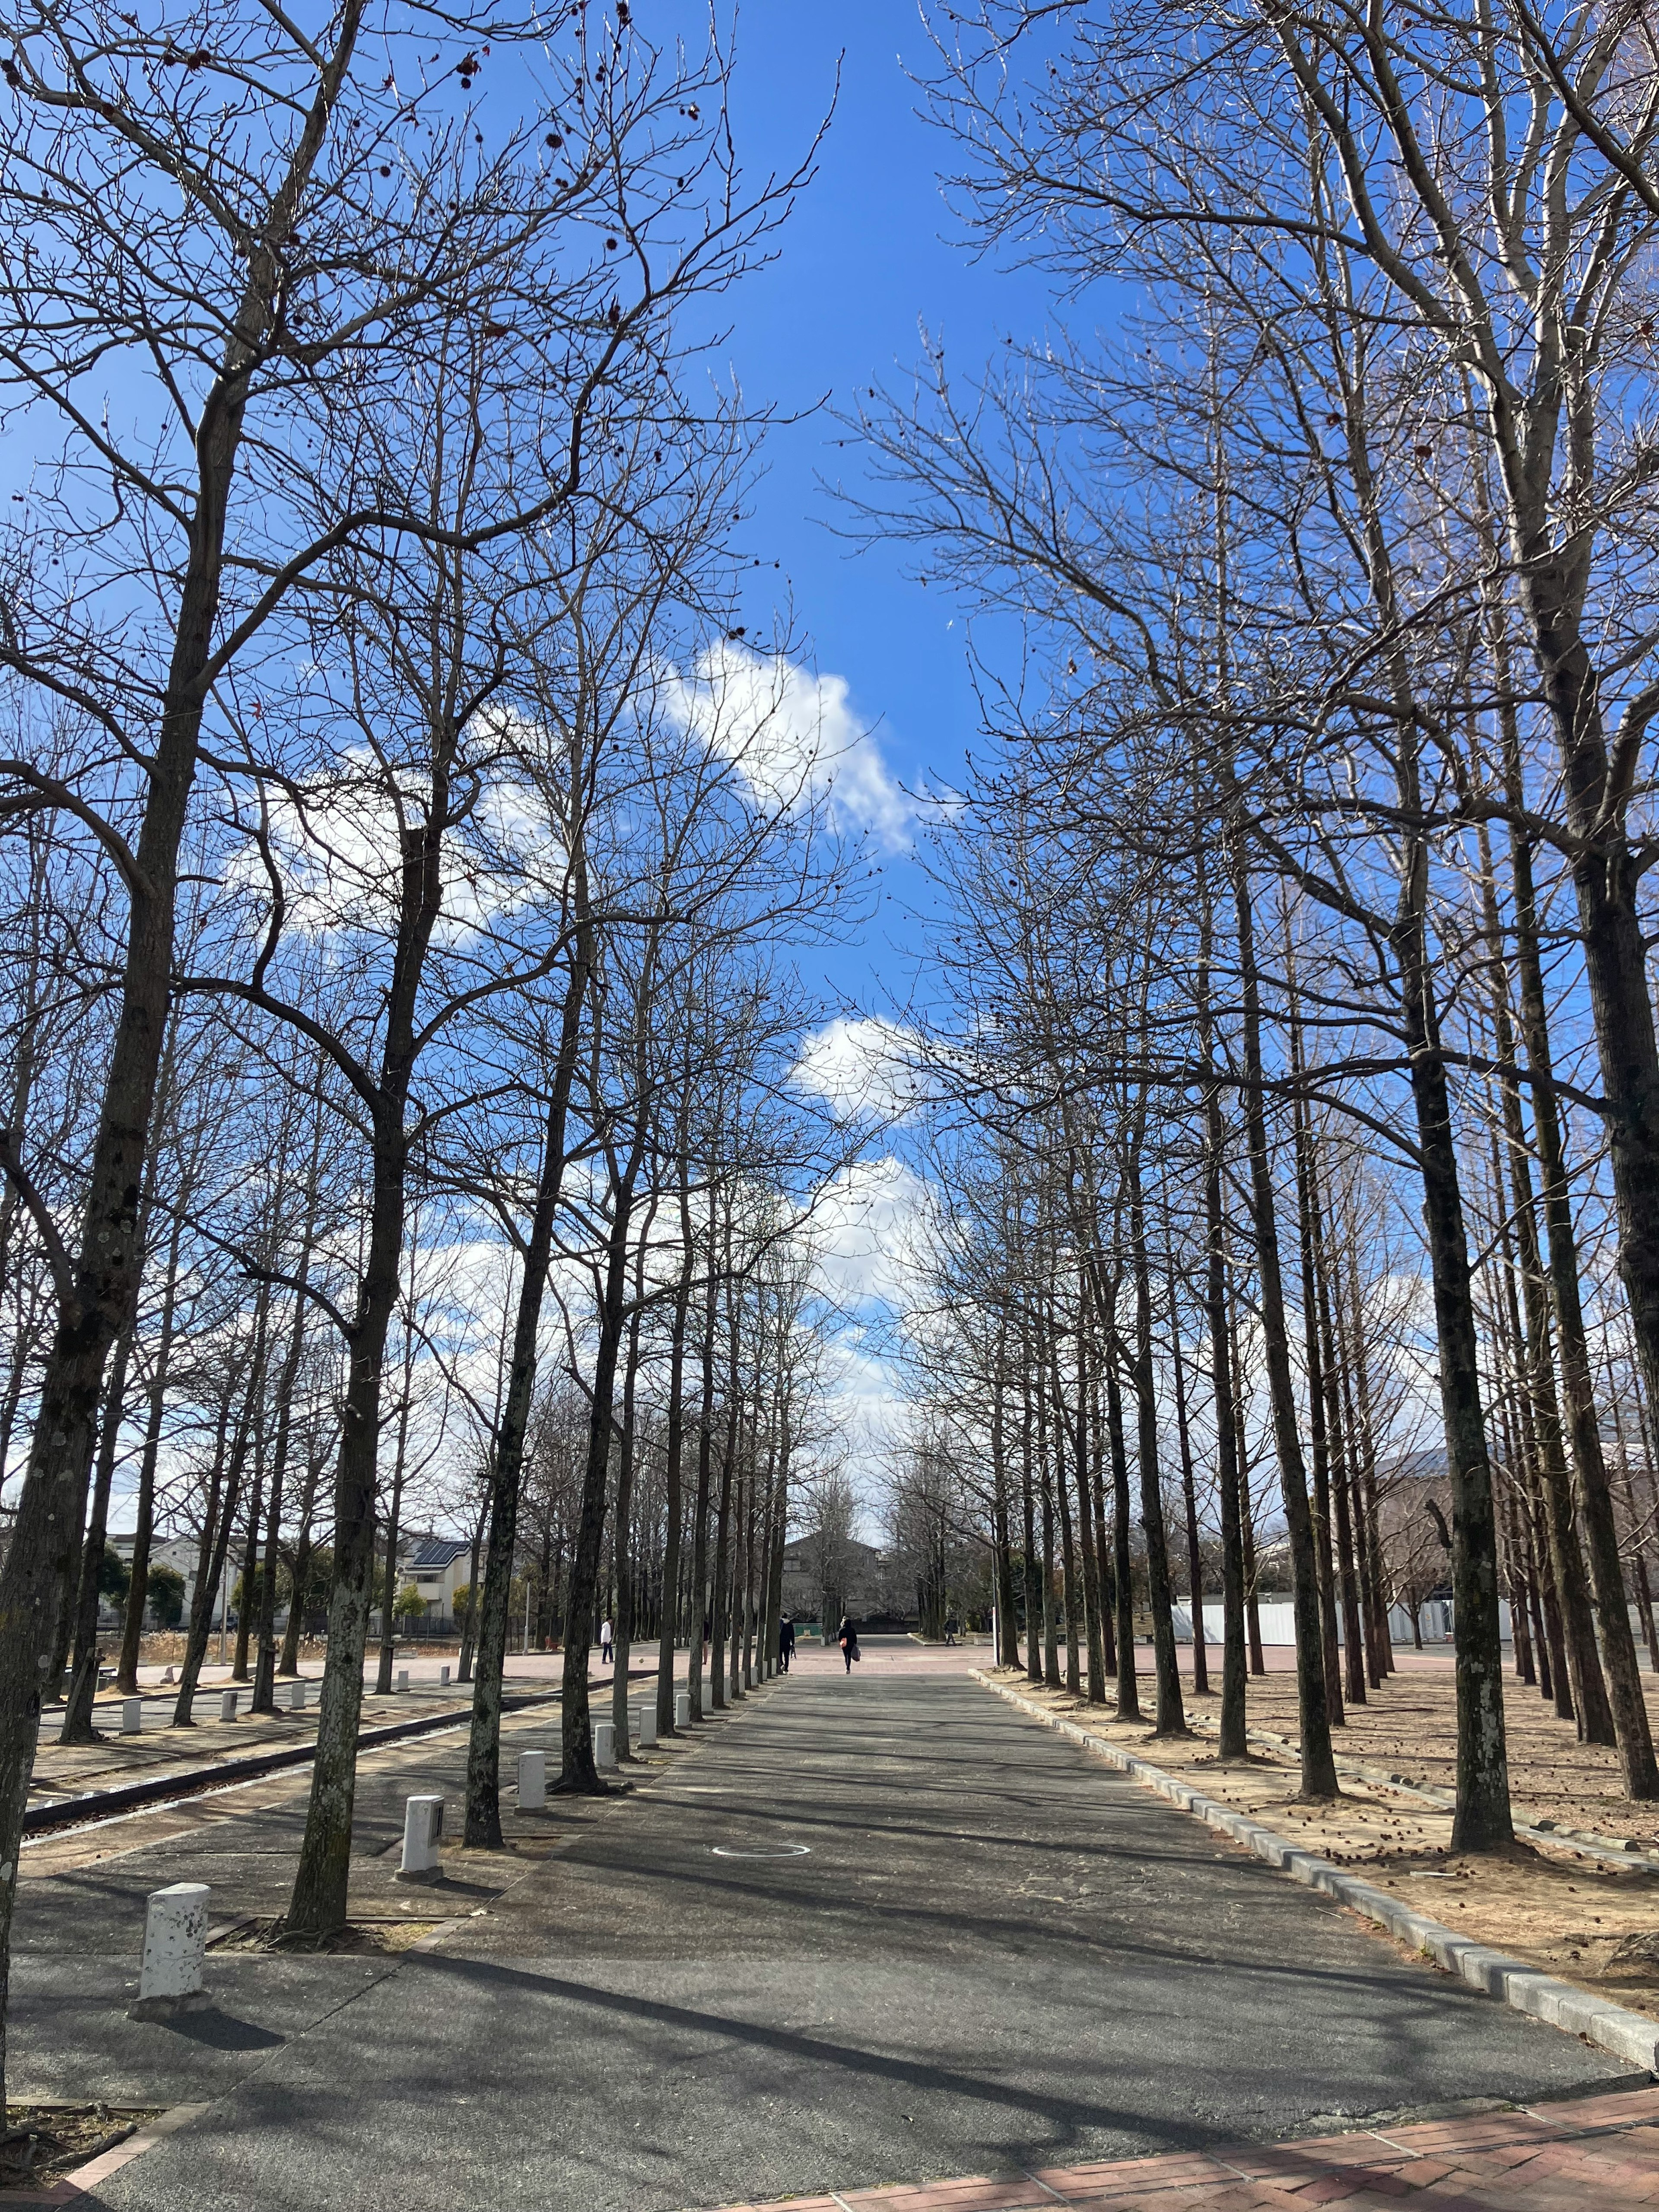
20, 1662, 1618, 2212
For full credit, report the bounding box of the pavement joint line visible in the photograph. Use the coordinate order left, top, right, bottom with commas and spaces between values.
1017, 2169, 1069, 2201
971, 1668, 1659, 2076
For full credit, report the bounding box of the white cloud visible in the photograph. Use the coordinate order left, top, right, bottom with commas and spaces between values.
664, 642, 917, 852
807, 1155, 933, 1310
792, 1016, 925, 1122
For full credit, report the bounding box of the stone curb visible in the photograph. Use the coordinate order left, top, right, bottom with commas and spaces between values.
0, 2100, 210, 2205
24, 1661, 663, 1839
971, 1669, 1659, 2075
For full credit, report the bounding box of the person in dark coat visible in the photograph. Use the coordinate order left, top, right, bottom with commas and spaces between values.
778, 1616, 795, 1672
837, 1615, 859, 1673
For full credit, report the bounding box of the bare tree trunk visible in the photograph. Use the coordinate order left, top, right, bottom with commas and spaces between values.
1069, 1309, 1108, 1703
1128, 1138, 1185, 1736
1498, 804, 1656, 1791
1038, 1403, 1060, 1690
0, 18, 369, 2078
1105, 1343, 1141, 1723
1020, 1358, 1042, 1683
116, 1209, 183, 1697
1227, 820, 1336, 1796
1309, 1158, 1365, 1707
559, 1145, 642, 1792
59, 1322, 136, 1745
1479, 832, 1613, 1740
655, 1208, 693, 1734
1048, 1312, 1081, 1694
688, 1199, 718, 1721
253, 1116, 322, 1715
175, 1346, 261, 1728
277, 1446, 325, 1679
1199, 874, 1249, 1756
710, 1258, 741, 1710
1288, 1010, 1344, 1729
1166, 1253, 1209, 1696
462, 939, 591, 1843
612, 1224, 652, 1757
1393, 886, 1512, 1847
374, 1385, 413, 1700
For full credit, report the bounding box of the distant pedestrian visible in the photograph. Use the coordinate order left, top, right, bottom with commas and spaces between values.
779, 1616, 795, 1672
837, 1615, 860, 1674
600, 1618, 613, 1666
944, 1615, 958, 1647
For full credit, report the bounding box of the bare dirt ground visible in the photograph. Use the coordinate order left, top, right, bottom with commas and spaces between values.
986, 1661, 1659, 2026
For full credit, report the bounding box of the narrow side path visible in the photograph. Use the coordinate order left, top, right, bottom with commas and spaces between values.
73, 1663, 1622, 2212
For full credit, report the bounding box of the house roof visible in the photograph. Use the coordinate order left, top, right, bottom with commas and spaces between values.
405, 1535, 470, 1570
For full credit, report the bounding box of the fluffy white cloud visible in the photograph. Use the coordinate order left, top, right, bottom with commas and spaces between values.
806, 1155, 933, 1310
226, 749, 562, 946
792, 1016, 925, 1122
664, 642, 917, 852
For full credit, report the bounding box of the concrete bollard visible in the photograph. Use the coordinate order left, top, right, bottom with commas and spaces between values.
398, 1794, 444, 1879
594, 1720, 617, 1770
440, 1664, 451, 1687
121, 1696, 143, 1735
131, 1882, 210, 2019
517, 1750, 546, 1810
396, 1669, 409, 1694
289, 1681, 306, 1711
674, 1690, 690, 1729
219, 1690, 238, 1722
161, 1665, 175, 1684
632, 1703, 658, 1749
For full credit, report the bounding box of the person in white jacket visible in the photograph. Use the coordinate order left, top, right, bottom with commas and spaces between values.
599, 1618, 613, 1666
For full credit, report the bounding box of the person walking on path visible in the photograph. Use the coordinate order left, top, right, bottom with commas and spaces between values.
837, 1616, 859, 1674
944, 1615, 959, 1647
600, 1618, 613, 1667
779, 1616, 795, 1672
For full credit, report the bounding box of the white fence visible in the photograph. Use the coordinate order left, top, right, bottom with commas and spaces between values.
1173, 1597, 1465, 1646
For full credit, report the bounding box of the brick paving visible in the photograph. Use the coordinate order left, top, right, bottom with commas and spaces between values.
712, 2085, 1659, 2211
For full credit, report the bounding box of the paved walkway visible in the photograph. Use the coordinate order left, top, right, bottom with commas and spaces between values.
724, 2084, 1659, 2208
12, 1657, 1643, 2210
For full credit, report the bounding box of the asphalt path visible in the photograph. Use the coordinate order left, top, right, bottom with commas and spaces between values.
18, 1650, 1629, 2212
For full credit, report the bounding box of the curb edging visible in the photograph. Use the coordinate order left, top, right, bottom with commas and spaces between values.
971, 1669, 1659, 2075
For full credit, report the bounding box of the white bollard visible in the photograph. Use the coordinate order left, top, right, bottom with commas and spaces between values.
593, 1720, 617, 1770
674, 1690, 690, 1729
440, 1664, 451, 1687
131, 1882, 210, 2019
121, 1696, 143, 1735
161, 1665, 175, 1684
396, 1669, 408, 1694
219, 1690, 238, 1722
289, 1681, 306, 1711
632, 1703, 658, 1748
398, 1793, 444, 1879
517, 1749, 546, 1810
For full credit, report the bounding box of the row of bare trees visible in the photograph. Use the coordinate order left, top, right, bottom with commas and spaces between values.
866, 0, 1659, 1853
0, 0, 858, 2120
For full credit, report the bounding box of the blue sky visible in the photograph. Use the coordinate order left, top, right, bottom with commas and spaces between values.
706, 4, 1049, 1019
